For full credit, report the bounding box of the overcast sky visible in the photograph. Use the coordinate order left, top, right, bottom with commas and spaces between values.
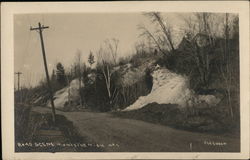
14, 13, 193, 88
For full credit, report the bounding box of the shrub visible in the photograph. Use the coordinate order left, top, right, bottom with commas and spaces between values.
118, 56, 131, 66
113, 102, 239, 134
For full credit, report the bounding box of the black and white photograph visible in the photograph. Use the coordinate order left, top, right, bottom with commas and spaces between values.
1, 2, 250, 160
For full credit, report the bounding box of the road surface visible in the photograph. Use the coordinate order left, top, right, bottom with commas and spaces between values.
32, 106, 240, 152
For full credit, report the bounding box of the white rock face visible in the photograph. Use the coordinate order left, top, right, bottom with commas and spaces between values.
124, 68, 193, 111
47, 79, 84, 109
123, 68, 222, 111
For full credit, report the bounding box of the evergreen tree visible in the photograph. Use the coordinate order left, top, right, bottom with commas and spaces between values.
88, 51, 95, 68
56, 62, 66, 86
51, 69, 56, 82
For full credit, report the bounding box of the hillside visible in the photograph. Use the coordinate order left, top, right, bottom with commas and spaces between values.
124, 67, 221, 111
47, 79, 84, 110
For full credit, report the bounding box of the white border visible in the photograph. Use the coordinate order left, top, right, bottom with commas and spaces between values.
1, 2, 249, 160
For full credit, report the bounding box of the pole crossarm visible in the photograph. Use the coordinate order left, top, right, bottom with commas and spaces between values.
30, 26, 49, 31
30, 22, 49, 31
15, 72, 22, 75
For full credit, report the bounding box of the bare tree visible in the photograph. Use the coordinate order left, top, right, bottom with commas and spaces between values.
144, 12, 176, 52
180, 14, 197, 39
104, 38, 119, 65
97, 40, 119, 107
134, 41, 146, 55
75, 50, 83, 108
182, 13, 236, 118
138, 24, 165, 55
219, 13, 234, 118
181, 13, 221, 88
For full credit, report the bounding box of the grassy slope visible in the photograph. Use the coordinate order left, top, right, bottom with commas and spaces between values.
15, 104, 102, 152
113, 102, 240, 137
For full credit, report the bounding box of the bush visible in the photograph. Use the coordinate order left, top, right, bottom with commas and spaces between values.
157, 38, 239, 92
15, 106, 103, 152
113, 102, 239, 134
80, 62, 154, 112
118, 56, 131, 66
15, 104, 32, 143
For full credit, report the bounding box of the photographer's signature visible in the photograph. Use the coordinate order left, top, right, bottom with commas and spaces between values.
204, 140, 227, 146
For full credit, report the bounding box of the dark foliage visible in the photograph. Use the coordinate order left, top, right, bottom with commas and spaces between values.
15, 104, 32, 143
157, 37, 239, 93
114, 74, 152, 110
56, 62, 67, 87
114, 102, 240, 135
79, 63, 153, 112
145, 67, 153, 90
15, 104, 102, 152
88, 51, 95, 67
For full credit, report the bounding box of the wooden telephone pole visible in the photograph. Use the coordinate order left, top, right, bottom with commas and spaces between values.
15, 72, 22, 92
15, 72, 22, 102
30, 22, 56, 124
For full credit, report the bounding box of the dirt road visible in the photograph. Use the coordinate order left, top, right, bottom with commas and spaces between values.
32, 106, 240, 152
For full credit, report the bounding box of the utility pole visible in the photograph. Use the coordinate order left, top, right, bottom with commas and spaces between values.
15, 72, 22, 92
30, 22, 56, 124
79, 57, 83, 108
15, 72, 22, 103
66, 75, 71, 106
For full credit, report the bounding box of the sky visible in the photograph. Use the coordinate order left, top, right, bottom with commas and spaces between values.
13, 12, 201, 88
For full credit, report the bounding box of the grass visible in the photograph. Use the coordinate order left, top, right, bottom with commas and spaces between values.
113, 102, 240, 137
15, 104, 103, 152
